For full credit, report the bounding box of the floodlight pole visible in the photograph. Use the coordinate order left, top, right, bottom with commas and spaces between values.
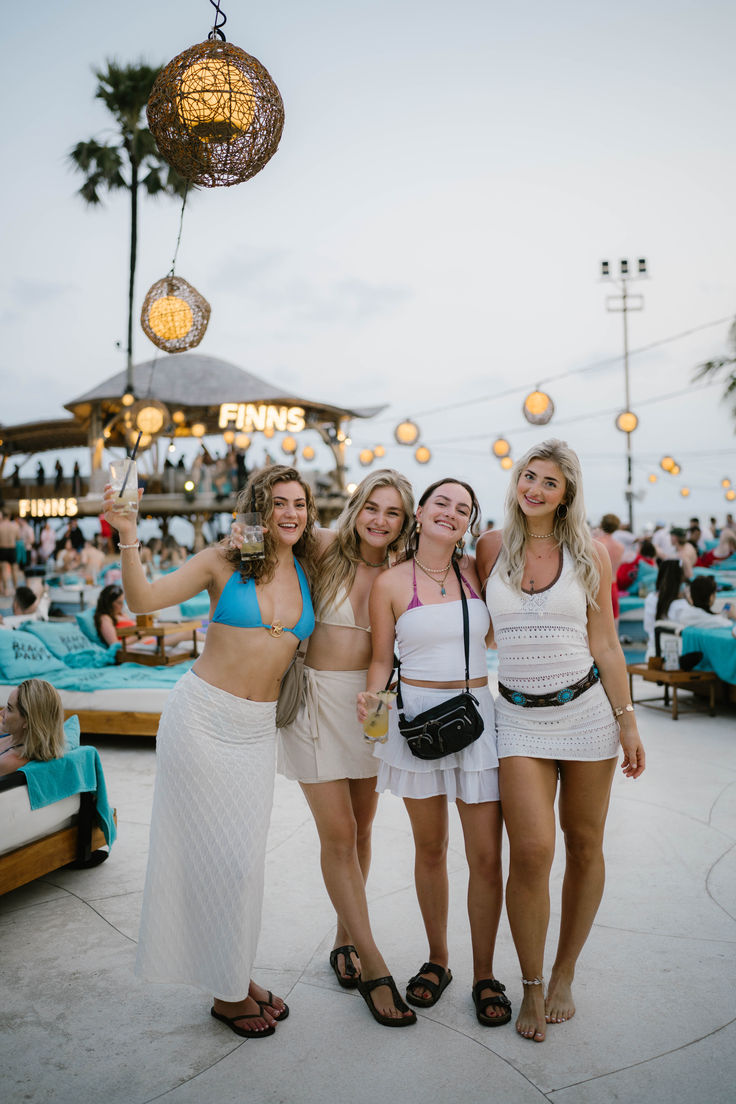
601, 259, 647, 531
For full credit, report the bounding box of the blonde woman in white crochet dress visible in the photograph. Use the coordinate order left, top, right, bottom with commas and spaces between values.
478, 440, 645, 1044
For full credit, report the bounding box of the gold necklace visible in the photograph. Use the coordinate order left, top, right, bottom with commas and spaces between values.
414, 555, 453, 574
415, 557, 453, 597
528, 531, 555, 540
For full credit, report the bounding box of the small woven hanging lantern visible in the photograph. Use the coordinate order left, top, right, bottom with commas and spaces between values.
302, 445, 315, 461
415, 445, 431, 464
141, 275, 211, 353
500, 456, 514, 470
359, 449, 374, 467
374, 445, 386, 458
131, 399, 171, 437
492, 437, 510, 458
726, 489, 736, 502
522, 390, 554, 425
147, 39, 284, 188
395, 419, 420, 446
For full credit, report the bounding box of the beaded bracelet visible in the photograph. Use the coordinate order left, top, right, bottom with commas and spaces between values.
118, 541, 140, 550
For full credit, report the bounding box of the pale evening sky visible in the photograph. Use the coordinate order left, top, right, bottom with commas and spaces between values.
2, 0, 735, 530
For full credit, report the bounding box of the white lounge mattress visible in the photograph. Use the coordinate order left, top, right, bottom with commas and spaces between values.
0, 787, 80, 856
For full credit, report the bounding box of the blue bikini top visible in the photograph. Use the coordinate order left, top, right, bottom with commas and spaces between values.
211, 558, 315, 640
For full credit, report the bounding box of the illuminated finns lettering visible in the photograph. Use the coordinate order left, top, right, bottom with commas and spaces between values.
218, 403, 307, 435
18, 497, 78, 519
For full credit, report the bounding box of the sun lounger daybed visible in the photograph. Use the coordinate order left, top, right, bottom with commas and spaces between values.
0, 622, 195, 737
0, 722, 117, 895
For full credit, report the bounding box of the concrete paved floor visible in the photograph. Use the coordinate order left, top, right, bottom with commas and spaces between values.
2, 686, 735, 1104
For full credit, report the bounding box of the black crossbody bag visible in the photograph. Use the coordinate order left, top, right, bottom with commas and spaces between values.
396, 561, 484, 761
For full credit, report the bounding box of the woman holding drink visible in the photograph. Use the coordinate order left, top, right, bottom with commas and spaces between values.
103, 464, 318, 1040
477, 440, 645, 1043
235, 470, 418, 1027
360, 479, 510, 1027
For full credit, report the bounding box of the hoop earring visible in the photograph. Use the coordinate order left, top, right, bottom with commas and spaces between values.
455, 538, 465, 554
556, 503, 568, 520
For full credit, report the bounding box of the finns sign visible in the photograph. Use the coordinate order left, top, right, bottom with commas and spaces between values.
218, 403, 306, 434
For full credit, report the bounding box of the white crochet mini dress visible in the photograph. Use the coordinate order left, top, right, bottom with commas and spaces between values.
485, 547, 620, 761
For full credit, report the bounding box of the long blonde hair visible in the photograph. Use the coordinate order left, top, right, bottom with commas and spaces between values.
312, 469, 415, 617
16, 679, 66, 761
498, 439, 600, 606
223, 465, 320, 583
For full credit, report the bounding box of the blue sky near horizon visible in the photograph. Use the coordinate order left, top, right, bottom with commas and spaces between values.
2, 0, 735, 529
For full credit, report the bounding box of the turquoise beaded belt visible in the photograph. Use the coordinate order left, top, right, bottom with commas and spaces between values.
498, 665, 599, 708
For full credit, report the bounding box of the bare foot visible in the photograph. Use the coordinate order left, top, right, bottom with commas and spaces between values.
545, 972, 575, 1024
363, 979, 415, 1021
212, 995, 275, 1035
516, 986, 546, 1042
248, 980, 288, 1021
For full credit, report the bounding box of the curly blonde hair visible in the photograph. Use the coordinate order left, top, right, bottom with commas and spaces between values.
223, 465, 319, 583
498, 439, 601, 607
16, 679, 66, 761
312, 469, 415, 618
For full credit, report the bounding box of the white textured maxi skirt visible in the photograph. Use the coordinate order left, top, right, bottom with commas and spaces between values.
135, 670, 277, 1000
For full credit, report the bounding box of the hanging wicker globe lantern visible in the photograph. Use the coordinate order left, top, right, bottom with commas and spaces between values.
373, 445, 386, 458
726, 489, 736, 502
615, 410, 638, 434
415, 445, 431, 464
141, 275, 211, 353
147, 39, 285, 188
235, 433, 251, 450
721, 478, 732, 489
500, 456, 514, 470
680, 487, 691, 498
281, 435, 298, 455
522, 390, 555, 425
302, 445, 315, 461
492, 437, 510, 458
130, 399, 171, 437
359, 449, 375, 467
660, 455, 675, 472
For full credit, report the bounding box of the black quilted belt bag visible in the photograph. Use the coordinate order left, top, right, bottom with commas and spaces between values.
397, 561, 484, 761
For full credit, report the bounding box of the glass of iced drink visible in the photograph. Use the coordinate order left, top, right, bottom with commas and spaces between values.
109, 459, 139, 514
362, 690, 396, 743
236, 512, 265, 562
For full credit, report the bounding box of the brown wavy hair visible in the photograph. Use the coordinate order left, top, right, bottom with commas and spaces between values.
405, 477, 482, 560
223, 465, 319, 583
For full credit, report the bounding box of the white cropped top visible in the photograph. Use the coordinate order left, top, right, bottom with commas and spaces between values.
396, 598, 490, 681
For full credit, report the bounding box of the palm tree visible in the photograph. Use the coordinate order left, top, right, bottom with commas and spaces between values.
694, 318, 736, 425
69, 60, 190, 392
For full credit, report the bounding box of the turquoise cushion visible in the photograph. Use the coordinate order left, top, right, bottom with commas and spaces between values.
0, 629, 62, 680
634, 561, 658, 592
23, 621, 100, 660
75, 608, 100, 644
64, 715, 81, 751
180, 591, 210, 618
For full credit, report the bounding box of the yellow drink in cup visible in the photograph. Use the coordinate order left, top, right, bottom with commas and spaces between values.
362, 690, 396, 743
236, 512, 265, 562
109, 459, 139, 514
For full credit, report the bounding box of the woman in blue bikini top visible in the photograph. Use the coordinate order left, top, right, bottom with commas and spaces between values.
102, 464, 318, 705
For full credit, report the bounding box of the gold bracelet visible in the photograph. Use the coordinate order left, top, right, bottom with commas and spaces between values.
613, 704, 634, 718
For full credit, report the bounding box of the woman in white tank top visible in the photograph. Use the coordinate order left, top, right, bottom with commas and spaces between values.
361, 479, 510, 1029
478, 439, 645, 1044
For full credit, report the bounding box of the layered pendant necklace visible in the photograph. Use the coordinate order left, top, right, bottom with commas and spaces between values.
415, 555, 453, 597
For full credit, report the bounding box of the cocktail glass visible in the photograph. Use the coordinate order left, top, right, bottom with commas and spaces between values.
362, 689, 396, 743
109, 459, 139, 514
236, 512, 265, 562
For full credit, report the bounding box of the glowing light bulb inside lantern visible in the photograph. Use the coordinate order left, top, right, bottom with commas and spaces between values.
148, 296, 194, 342
178, 59, 256, 142
136, 406, 166, 435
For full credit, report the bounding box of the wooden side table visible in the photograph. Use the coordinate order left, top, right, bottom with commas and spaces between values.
116, 621, 202, 666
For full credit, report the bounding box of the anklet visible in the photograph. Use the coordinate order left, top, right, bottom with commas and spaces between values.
521, 976, 544, 986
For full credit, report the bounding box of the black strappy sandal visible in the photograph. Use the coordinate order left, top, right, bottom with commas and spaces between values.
471, 978, 512, 1026
329, 944, 360, 989
356, 975, 417, 1027
405, 961, 453, 1007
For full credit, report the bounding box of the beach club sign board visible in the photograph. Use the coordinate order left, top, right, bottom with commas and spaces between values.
19, 497, 79, 518
218, 403, 306, 434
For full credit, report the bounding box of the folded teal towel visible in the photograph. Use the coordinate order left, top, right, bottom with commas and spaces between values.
20, 747, 116, 847
63, 645, 119, 669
